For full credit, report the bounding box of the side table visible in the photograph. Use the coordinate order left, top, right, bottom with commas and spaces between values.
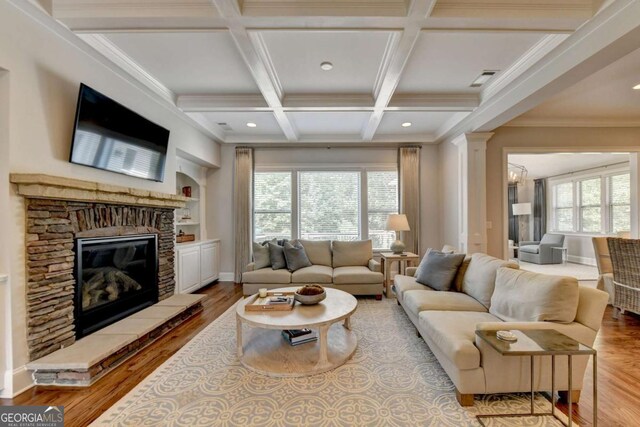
475, 329, 597, 427
380, 252, 420, 298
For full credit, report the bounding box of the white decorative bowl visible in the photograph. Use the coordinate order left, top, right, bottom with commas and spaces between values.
294, 290, 326, 305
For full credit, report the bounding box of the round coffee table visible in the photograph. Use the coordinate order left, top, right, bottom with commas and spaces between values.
236, 287, 358, 377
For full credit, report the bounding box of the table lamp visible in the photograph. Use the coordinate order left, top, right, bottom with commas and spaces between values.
386, 214, 410, 254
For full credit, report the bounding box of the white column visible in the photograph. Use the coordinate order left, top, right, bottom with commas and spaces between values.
0, 70, 9, 396
451, 133, 493, 254
630, 153, 640, 239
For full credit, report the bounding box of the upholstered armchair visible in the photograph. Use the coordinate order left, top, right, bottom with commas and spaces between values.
519, 234, 565, 264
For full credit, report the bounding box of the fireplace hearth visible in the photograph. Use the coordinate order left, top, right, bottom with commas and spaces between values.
74, 234, 159, 338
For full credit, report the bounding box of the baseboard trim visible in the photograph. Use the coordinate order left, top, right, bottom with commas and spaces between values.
0, 366, 33, 398
567, 255, 597, 266
219, 272, 234, 282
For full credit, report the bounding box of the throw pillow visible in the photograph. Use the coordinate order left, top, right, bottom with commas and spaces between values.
461, 253, 519, 309
332, 240, 372, 267
252, 241, 271, 270
283, 241, 312, 272
414, 250, 466, 291
268, 242, 287, 270
490, 267, 579, 323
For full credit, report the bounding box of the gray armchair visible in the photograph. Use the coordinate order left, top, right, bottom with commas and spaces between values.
519, 234, 565, 264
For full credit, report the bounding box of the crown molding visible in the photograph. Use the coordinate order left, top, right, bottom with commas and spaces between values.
504, 117, 640, 127
283, 94, 374, 109
388, 93, 479, 110
78, 34, 176, 104
223, 132, 435, 144
185, 112, 227, 141
481, 33, 568, 101
178, 95, 270, 111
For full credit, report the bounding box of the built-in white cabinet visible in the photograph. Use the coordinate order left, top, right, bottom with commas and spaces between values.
176, 239, 220, 294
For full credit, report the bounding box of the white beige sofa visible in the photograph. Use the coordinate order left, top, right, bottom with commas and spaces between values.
242, 239, 384, 297
394, 252, 609, 406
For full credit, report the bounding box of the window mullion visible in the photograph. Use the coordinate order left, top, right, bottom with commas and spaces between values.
360, 170, 368, 241
292, 170, 299, 240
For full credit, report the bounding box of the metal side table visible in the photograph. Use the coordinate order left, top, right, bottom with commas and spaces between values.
475, 329, 597, 427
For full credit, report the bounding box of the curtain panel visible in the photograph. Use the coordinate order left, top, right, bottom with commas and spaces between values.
234, 147, 254, 283
533, 178, 547, 241
508, 183, 519, 244
398, 147, 421, 255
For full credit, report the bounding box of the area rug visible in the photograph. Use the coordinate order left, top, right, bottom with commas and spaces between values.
92, 298, 571, 426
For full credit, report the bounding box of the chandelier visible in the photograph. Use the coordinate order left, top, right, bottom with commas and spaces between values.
508, 163, 528, 185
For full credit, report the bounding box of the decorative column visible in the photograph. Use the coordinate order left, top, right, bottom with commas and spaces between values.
451, 133, 493, 254
631, 153, 640, 239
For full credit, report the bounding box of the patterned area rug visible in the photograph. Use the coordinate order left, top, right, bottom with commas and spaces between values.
93, 298, 571, 426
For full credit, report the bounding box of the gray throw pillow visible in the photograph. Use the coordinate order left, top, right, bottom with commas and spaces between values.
283, 241, 312, 272
269, 242, 287, 270
252, 241, 271, 270
415, 250, 466, 291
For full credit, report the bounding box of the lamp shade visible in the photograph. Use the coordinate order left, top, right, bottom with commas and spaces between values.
512, 202, 532, 216
386, 214, 410, 231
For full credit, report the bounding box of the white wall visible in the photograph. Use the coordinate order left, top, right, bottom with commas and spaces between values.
0, 1, 220, 396
207, 145, 442, 277
0, 70, 10, 394
438, 140, 459, 249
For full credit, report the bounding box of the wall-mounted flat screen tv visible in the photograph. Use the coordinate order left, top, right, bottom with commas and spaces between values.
69, 83, 169, 182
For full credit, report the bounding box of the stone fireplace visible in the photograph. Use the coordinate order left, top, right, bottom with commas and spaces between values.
11, 174, 187, 361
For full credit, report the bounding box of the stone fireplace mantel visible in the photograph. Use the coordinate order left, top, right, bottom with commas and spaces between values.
10, 173, 187, 209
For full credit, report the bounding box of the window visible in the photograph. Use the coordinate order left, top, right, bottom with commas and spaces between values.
254, 172, 292, 241
299, 171, 360, 241
253, 168, 398, 249
553, 182, 574, 232
609, 173, 631, 234
367, 171, 398, 250
579, 178, 601, 233
549, 169, 631, 235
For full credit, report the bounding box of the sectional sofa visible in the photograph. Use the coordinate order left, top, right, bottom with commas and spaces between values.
242, 239, 384, 297
394, 252, 609, 406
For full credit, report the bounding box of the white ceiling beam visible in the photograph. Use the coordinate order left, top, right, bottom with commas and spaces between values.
211, 0, 299, 141
361, 0, 438, 141
223, 133, 436, 144
177, 95, 270, 111
436, 0, 640, 143
388, 94, 479, 111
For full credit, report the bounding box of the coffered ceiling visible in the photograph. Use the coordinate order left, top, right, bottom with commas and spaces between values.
36, 0, 640, 144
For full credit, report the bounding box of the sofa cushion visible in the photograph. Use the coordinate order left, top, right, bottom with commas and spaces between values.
519, 245, 539, 254
332, 240, 372, 268
415, 251, 465, 291
298, 240, 332, 266
252, 241, 271, 270
242, 268, 291, 284
394, 275, 431, 300
284, 241, 312, 272
291, 265, 333, 284
268, 242, 287, 270
333, 266, 382, 284
461, 253, 519, 309
490, 268, 579, 323
419, 311, 500, 370
403, 290, 487, 318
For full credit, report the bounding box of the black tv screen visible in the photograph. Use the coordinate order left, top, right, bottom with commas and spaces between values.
69, 84, 169, 182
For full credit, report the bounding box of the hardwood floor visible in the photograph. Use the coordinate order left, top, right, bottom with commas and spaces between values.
2, 285, 639, 426
0, 281, 243, 427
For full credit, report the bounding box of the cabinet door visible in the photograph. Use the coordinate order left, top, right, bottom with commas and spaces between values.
200, 242, 219, 284
178, 246, 201, 294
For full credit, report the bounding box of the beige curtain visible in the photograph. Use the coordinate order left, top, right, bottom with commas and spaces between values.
234, 147, 253, 283
399, 146, 421, 255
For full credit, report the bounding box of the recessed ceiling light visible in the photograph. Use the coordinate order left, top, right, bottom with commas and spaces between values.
634, 83, 640, 90
246, 122, 257, 128
401, 122, 412, 127
320, 61, 333, 71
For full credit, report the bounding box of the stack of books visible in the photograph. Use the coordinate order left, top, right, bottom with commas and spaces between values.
281, 329, 318, 346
